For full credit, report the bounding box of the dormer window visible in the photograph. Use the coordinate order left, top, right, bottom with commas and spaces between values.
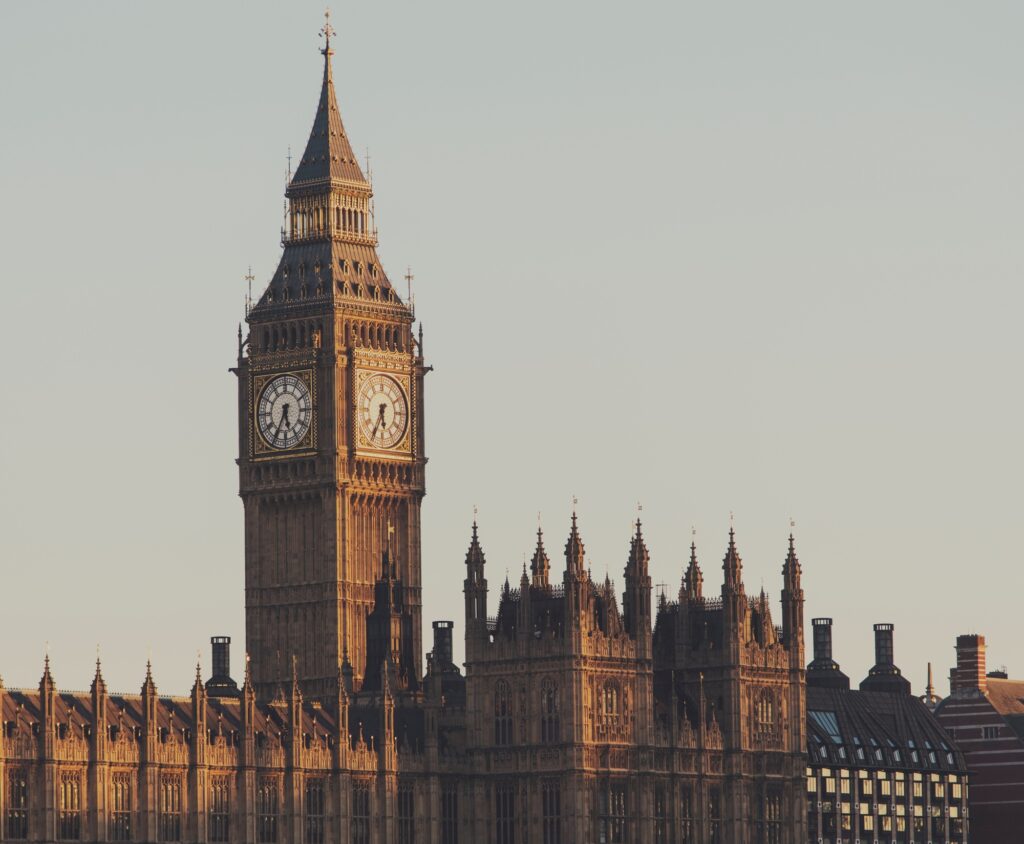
354, 261, 362, 275
369, 263, 377, 278
339, 258, 348, 272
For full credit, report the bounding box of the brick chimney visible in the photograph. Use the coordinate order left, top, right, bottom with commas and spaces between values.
951, 634, 987, 696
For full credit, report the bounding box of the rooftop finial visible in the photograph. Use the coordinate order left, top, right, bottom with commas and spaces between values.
320, 7, 336, 55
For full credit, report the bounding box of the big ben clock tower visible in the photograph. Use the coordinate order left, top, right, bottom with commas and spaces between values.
235, 17, 426, 700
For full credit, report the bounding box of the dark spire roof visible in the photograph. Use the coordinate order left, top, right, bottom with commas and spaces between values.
290, 14, 367, 188
465, 521, 485, 569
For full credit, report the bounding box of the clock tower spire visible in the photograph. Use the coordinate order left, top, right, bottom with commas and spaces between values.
236, 16, 426, 700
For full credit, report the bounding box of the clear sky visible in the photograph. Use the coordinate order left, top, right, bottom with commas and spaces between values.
1, 2, 1022, 696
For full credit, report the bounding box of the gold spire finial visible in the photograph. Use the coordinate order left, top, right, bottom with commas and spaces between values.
320, 8, 336, 53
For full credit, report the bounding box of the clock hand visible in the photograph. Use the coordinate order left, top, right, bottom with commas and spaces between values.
370, 404, 386, 440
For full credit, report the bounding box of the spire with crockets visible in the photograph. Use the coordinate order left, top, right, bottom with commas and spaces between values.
251, 10, 406, 313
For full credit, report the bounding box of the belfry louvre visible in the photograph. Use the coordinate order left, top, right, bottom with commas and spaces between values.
0, 16, 820, 844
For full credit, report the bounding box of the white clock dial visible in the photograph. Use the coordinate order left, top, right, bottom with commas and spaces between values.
257, 374, 312, 449
358, 373, 408, 449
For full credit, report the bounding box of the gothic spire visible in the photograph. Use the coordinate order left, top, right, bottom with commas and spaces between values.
142, 659, 157, 696
626, 519, 650, 578
41, 652, 54, 687
564, 511, 586, 577
530, 527, 551, 588
465, 520, 486, 571
290, 9, 367, 188
91, 655, 107, 696
682, 540, 703, 601
722, 527, 743, 591
783, 532, 802, 588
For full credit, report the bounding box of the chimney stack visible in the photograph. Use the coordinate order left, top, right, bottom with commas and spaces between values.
806, 618, 850, 690
860, 623, 911, 695
873, 623, 895, 667
206, 636, 240, 698
432, 621, 454, 671
951, 634, 987, 697
813, 617, 834, 663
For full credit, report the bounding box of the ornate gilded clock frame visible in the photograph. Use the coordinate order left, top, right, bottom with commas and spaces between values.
249, 367, 317, 459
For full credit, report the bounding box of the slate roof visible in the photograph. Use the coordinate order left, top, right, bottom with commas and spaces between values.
290, 42, 366, 188
807, 685, 965, 773
979, 676, 1024, 741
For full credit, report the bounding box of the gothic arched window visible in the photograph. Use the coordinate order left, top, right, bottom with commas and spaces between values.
602, 682, 620, 721
755, 689, 775, 728
541, 679, 560, 743
494, 681, 513, 746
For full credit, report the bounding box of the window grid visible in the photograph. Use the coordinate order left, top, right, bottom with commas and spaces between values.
256, 778, 279, 844
7, 768, 29, 841
209, 776, 230, 844
158, 775, 182, 843
598, 782, 627, 844
542, 780, 561, 844
496, 783, 515, 844
352, 783, 371, 844
441, 782, 459, 844
494, 681, 513, 746
304, 779, 325, 844
397, 784, 415, 844
59, 773, 83, 841
111, 772, 133, 842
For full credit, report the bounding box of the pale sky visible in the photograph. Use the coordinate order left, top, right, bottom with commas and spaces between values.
1, 2, 1022, 696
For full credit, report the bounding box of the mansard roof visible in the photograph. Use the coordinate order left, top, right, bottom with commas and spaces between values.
807, 685, 964, 773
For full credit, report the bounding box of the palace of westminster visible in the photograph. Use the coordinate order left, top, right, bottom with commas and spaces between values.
0, 15, 973, 844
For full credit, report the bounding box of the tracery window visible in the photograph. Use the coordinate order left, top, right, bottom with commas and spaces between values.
679, 784, 695, 843
541, 780, 561, 844
304, 778, 325, 844
540, 679, 560, 743
158, 775, 182, 842
494, 681, 513, 746
602, 682, 620, 721
654, 785, 668, 844
495, 783, 515, 844
256, 778, 279, 844
210, 776, 230, 843
111, 772, 133, 842
441, 781, 459, 844
6, 767, 29, 840
59, 772, 82, 841
708, 787, 722, 844
597, 781, 627, 844
763, 790, 783, 844
397, 783, 415, 844
352, 782, 371, 844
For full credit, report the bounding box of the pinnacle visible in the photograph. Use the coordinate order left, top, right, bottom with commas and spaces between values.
564, 512, 586, 574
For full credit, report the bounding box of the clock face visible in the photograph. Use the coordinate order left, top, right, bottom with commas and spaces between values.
257, 374, 312, 449
358, 373, 408, 450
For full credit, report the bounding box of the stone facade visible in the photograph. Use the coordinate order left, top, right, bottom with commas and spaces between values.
0, 16, 810, 844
